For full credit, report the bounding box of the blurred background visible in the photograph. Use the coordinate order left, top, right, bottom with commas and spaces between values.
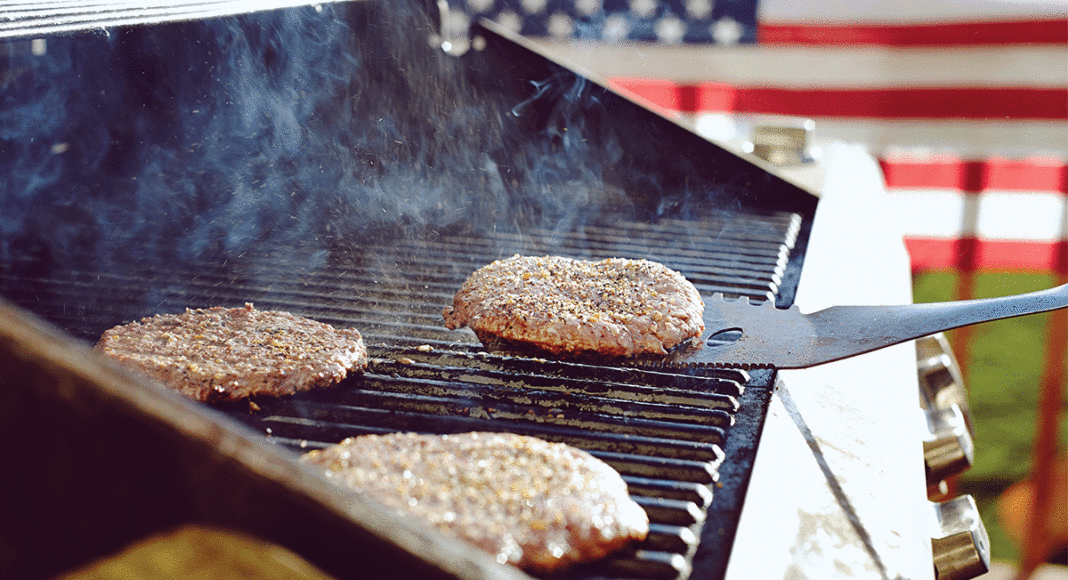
443, 0, 1068, 574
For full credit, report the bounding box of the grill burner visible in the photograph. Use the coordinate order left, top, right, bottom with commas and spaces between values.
2, 209, 798, 579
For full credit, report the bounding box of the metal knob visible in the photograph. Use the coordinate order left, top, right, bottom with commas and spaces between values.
746, 118, 815, 166
916, 334, 973, 436
924, 404, 974, 485
931, 495, 990, 580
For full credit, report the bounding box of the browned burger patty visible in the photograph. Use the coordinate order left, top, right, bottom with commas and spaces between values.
302, 431, 649, 573
443, 255, 705, 357
96, 303, 367, 402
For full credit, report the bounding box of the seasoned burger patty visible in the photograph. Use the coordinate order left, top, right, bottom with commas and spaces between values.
96, 303, 367, 402
443, 255, 705, 357
302, 432, 649, 573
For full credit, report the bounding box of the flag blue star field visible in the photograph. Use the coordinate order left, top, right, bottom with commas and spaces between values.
452, 0, 757, 44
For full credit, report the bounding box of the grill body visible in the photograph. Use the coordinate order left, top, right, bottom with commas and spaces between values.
0, 3, 819, 579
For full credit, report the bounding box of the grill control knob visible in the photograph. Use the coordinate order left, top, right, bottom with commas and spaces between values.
747, 118, 815, 166
931, 495, 990, 580
916, 334, 973, 435
923, 403, 974, 485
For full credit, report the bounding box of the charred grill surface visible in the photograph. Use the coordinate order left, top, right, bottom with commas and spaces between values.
0, 211, 797, 580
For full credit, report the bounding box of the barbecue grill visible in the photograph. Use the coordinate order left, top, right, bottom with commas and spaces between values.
0, 2, 983, 579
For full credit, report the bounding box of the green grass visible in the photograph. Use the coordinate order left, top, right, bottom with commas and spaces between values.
912, 271, 1068, 564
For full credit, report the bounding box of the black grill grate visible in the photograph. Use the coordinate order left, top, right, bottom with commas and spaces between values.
0, 209, 797, 579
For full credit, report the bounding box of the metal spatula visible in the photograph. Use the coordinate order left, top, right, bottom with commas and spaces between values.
656, 283, 1068, 369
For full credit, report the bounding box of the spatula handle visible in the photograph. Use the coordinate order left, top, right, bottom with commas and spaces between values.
816, 283, 1068, 347
662, 284, 1068, 370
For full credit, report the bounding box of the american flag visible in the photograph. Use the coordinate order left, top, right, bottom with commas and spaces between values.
450, 0, 1068, 272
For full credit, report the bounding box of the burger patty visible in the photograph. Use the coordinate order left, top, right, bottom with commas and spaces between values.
443, 255, 705, 357
96, 303, 367, 402
302, 431, 649, 573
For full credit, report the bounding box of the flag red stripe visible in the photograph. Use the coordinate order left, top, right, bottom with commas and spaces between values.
881, 157, 1068, 192
695, 84, 1067, 120
905, 238, 1068, 271
757, 19, 1068, 47
607, 78, 682, 114
608, 79, 1067, 121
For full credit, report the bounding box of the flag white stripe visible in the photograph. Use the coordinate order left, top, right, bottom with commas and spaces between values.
770, 117, 1068, 157
532, 41, 1068, 88
888, 189, 1067, 241
759, 0, 1068, 24
977, 191, 1068, 240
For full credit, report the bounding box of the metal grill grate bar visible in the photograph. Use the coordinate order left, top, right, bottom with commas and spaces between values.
0, 0, 368, 39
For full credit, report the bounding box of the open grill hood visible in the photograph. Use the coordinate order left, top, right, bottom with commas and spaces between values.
0, 3, 819, 579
